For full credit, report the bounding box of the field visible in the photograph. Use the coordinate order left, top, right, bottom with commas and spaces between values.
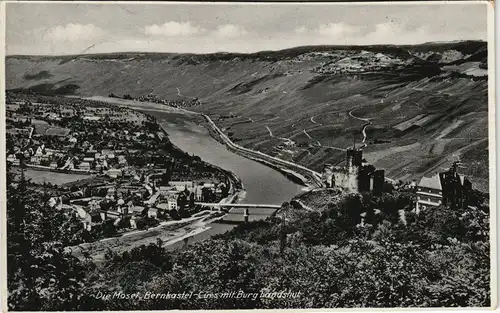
67, 217, 211, 263
33, 122, 70, 136
23, 169, 91, 185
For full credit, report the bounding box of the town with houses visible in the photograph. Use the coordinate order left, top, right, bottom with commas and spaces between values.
6, 93, 233, 241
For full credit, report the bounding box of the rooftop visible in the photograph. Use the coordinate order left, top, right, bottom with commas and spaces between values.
418, 174, 442, 190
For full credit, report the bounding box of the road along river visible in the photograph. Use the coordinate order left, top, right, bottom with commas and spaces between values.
85, 96, 305, 248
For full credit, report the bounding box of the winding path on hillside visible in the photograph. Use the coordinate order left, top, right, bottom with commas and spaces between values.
266, 125, 274, 138
302, 129, 313, 141
310, 116, 322, 126
349, 107, 372, 149
266, 125, 296, 147
268, 116, 346, 152
302, 129, 346, 152
303, 129, 322, 147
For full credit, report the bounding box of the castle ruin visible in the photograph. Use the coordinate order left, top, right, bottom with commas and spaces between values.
322, 147, 384, 195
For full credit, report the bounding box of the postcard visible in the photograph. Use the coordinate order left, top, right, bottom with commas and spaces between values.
1, 1, 495, 310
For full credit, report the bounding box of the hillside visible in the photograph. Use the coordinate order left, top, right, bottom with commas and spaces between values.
6, 41, 490, 192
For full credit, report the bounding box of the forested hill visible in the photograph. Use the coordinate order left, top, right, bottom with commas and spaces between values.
6, 40, 489, 191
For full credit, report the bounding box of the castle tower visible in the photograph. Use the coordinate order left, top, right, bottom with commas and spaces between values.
322, 163, 334, 188
346, 148, 363, 169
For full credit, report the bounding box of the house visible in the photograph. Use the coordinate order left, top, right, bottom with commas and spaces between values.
174, 185, 187, 192
192, 186, 204, 200
157, 203, 170, 211
107, 168, 122, 178
144, 191, 160, 206
107, 187, 116, 198
47, 197, 58, 208
6, 154, 17, 163
147, 208, 158, 218
30, 156, 41, 165
131, 206, 148, 216
415, 162, 472, 213
40, 154, 51, 164
170, 181, 195, 189
75, 207, 93, 231
63, 190, 85, 203
83, 157, 95, 163
130, 215, 137, 229
60, 108, 74, 117
50, 162, 58, 169
83, 115, 101, 121
35, 145, 44, 156
95, 152, 104, 160
45, 112, 61, 121
415, 174, 443, 213
81, 141, 91, 150
159, 197, 179, 211
117, 155, 127, 165
157, 183, 171, 192
158, 185, 177, 194
86, 149, 98, 157
156, 132, 165, 141
79, 162, 91, 171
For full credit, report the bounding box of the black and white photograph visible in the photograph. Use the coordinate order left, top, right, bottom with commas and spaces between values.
1, 1, 495, 310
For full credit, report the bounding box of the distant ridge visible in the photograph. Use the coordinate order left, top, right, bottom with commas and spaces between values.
7, 40, 485, 58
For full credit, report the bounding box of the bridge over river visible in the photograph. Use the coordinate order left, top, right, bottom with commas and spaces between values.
195, 202, 281, 223
195, 202, 281, 209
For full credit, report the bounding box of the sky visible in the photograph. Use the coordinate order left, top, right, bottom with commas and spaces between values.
6, 2, 489, 55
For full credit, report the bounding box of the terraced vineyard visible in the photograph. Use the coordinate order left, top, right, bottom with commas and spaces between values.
6, 41, 489, 191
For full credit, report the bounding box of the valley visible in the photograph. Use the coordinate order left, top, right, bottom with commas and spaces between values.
6, 41, 489, 192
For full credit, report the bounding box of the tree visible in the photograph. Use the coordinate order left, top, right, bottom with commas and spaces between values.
7, 170, 88, 310
177, 192, 189, 218
189, 192, 195, 209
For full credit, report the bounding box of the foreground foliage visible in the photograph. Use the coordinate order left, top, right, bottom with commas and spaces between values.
7, 180, 490, 309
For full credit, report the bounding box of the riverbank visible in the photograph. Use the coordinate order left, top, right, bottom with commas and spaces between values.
65, 209, 234, 262
200, 113, 323, 189
203, 123, 311, 186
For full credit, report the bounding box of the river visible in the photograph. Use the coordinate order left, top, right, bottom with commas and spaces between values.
85, 96, 305, 248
